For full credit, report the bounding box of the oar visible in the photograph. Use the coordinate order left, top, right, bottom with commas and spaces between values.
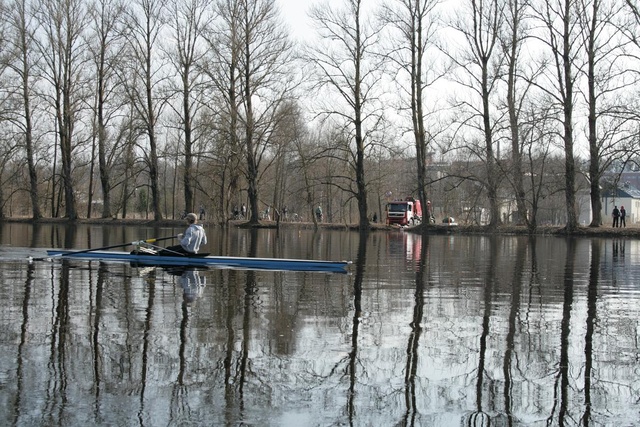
49, 236, 176, 258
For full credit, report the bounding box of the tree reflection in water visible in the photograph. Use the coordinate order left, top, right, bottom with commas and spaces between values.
347, 230, 368, 423
502, 237, 527, 426
582, 239, 600, 426
402, 233, 428, 425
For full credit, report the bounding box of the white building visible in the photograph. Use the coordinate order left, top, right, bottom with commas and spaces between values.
601, 185, 640, 225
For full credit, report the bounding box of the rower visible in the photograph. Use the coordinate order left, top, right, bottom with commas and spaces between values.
159, 213, 208, 256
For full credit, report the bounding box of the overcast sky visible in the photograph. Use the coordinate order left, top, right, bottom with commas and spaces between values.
276, 0, 315, 40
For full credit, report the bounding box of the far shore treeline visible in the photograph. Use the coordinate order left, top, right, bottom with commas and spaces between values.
2, 0, 639, 233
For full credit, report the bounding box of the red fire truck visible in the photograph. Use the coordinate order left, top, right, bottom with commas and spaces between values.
386, 197, 422, 226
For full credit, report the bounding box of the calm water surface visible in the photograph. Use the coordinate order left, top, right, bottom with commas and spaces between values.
1, 223, 639, 426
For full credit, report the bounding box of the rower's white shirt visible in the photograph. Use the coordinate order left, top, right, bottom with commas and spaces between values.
180, 224, 207, 253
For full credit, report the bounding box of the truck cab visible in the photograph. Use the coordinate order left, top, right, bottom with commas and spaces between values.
386, 197, 422, 226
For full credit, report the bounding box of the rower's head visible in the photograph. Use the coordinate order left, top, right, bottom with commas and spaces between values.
186, 213, 198, 224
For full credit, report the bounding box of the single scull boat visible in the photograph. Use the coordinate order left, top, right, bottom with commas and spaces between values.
46, 249, 351, 273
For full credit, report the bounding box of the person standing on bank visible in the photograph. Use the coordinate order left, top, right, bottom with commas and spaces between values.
612, 205, 620, 228
620, 205, 626, 227
160, 213, 207, 255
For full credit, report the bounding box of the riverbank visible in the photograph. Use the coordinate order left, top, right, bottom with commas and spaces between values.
4, 217, 639, 238
414, 223, 640, 238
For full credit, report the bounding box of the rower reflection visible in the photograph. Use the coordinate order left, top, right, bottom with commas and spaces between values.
166, 267, 206, 302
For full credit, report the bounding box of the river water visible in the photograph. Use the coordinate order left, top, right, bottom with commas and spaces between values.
0, 223, 639, 426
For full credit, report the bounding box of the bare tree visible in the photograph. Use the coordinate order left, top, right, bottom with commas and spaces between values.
36, 0, 91, 220
118, 102, 146, 218
622, 1, 640, 68
202, 0, 244, 221
203, 0, 294, 225
165, 0, 212, 213
578, 0, 629, 227
121, 0, 168, 221
501, 0, 532, 227
449, 0, 505, 227
269, 100, 304, 218
0, 142, 22, 218
522, 103, 559, 228
236, 0, 294, 224
307, 0, 386, 230
287, 122, 321, 224
380, 0, 445, 225
532, 0, 581, 231
86, 0, 127, 218
0, 8, 15, 219
2, 0, 42, 219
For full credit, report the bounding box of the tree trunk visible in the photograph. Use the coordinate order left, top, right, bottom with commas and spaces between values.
59, 83, 78, 220
562, 0, 578, 231
183, 71, 194, 213
24, 92, 41, 220
98, 67, 112, 218
482, 63, 500, 227
505, 0, 527, 226
146, 61, 162, 221
587, 0, 601, 227
354, 3, 369, 231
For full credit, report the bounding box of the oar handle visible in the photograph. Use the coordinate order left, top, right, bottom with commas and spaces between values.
137, 236, 175, 244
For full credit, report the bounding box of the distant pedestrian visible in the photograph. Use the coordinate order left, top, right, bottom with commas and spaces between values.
241, 204, 246, 218
199, 205, 206, 220
620, 205, 626, 227
612, 205, 620, 228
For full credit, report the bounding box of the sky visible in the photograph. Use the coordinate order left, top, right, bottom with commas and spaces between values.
276, 0, 315, 40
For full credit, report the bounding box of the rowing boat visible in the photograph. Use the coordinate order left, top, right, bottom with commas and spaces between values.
46, 250, 351, 273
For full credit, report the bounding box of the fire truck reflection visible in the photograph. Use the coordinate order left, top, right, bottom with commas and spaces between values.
386, 231, 422, 269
